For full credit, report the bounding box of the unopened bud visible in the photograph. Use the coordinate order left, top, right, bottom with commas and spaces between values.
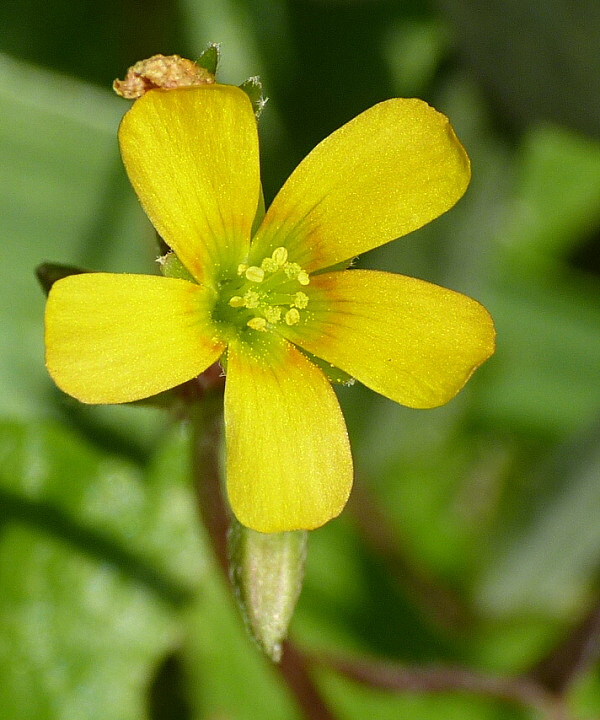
229, 520, 307, 662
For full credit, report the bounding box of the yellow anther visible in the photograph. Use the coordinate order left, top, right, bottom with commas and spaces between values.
247, 317, 268, 332
237, 263, 248, 276
228, 295, 245, 308
293, 291, 309, 309
272, 246, 288, 266
243, 290, 260, 309
245, 266, 265, 283
297, 270, 310, 286
283, 262, 301, 279
261, 257, 279, 273
264, 306, 282, 324
285, 308, 300, 326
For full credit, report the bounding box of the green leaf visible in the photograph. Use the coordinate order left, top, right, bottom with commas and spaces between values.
502, 126, 600, 269
477, 422, 600, 617
0, 420, 204, 596
0, 525, 176, 720
478, 273, 600, 437
382, 18, 450, 96
0, 419, 207, 719
0, 53, 156, 426
471, 124, 600, 438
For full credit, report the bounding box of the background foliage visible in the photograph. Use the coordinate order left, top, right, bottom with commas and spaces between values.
2, 0, 600, 718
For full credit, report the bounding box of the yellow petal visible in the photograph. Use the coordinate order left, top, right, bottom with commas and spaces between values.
119, 85, 260, 285
45, 273, 225, 404
284, 270, 495, 409
251, 99, 470, 272
224, 335, 352, 533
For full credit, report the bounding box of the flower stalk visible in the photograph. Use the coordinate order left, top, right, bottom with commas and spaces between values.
187, 371, 335, 717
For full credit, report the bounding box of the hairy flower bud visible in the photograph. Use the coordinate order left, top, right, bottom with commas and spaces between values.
229, 520, 307, 662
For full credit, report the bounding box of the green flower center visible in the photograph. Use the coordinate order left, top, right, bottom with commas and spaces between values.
214, 246, 310, 334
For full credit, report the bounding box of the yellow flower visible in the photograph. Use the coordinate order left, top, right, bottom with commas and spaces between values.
45, 85, 495, 533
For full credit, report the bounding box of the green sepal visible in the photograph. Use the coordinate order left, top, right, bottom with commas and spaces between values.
196, 43, 220, 77
219, 349, 228, 376
158, 252, 197, 283
311, 256, 356, 275
251, 185, 266, 237
239, 76, 267, 118
36, 262, 89, 296
299, 348, 355, 386
228, 519, 307, 662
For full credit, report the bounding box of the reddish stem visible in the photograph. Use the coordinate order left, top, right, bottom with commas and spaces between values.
188, 375, 337, 720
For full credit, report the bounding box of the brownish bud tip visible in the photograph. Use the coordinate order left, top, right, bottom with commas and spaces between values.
113, 54, 215, 99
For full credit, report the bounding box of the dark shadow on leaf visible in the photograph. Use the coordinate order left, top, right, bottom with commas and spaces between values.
0, 488, 195, 608
147, 651, 193, 720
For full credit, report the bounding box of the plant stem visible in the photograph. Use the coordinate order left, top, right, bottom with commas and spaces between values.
189, 388, 229, 577
313, 652, 571, 720
188, 377, 337, 720
528, 594, 600, 693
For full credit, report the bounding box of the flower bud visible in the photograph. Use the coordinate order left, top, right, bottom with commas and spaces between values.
228, 520, 307, 662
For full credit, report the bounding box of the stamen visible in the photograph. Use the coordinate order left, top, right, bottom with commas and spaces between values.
272, 246, 288, 266
283, 262, 301, 279
261, 257, 279, 273
293, 291, 309, 309
247, 317, 267, 332
297, 270, 310, 286
224, 251, 311, 334
285, 308, 300, 326
264, 306, 282, 324
243, 290, 260, 308
245, 266, 265, 283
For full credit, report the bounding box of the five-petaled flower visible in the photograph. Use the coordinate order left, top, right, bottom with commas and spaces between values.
45, 85, 495, 533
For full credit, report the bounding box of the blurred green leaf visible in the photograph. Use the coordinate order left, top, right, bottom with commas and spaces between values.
181, 0, 264, 85
0, 524, 176, 720
0, 420, 205, 594
182, 576, 301, 720
476, 125, 600, 438
569, 665, 600, 720
0, 419, 208, 719
477, 421, 600, 617
480, 274, 600, 437
502, 126, 600, 270
0, 53, 156, 425
382, 18, 450, 96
